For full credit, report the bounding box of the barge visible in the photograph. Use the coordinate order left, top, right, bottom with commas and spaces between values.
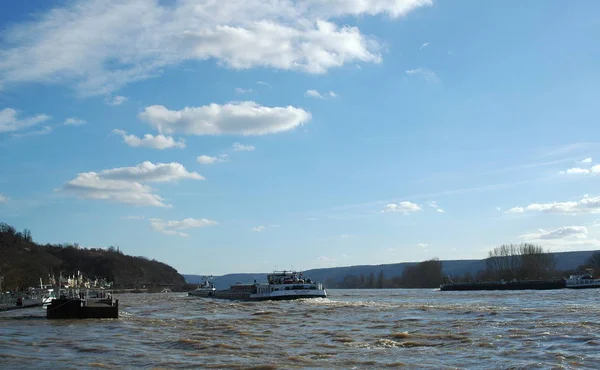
46, 290, 118, 319
188, 271, 327, 301
440, 279, 566, 291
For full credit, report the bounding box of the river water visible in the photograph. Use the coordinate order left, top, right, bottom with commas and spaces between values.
1, 289, 599, 369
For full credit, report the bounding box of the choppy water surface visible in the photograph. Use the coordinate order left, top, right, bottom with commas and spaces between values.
1, 289, 600, 369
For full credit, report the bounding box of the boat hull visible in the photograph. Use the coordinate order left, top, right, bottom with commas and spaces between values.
191, 289, 327, 301
46, 298, 119, 319
440, 280, 566, 291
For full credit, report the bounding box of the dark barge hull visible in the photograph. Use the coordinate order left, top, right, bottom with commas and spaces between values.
440, 280, 566, 291
46, 298, 119, 319
189, 291, 327, 301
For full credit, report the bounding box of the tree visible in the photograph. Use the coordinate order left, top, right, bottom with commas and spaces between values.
376, 271, 385, 288
585, 251, 600, 271
484, 243, 555, 280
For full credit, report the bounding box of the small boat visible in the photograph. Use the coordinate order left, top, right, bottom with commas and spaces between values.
564, 269, 600, 289
188, 276, 216, 297
189, 271, 327, 301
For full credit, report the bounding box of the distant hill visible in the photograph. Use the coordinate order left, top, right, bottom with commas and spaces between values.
0, 223, 187, 291
184, 250, 598, 289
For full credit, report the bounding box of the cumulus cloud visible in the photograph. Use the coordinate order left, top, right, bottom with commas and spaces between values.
506, 196, 600, 215
235, 87, 252, 94
580, 158, 593, 164
100, 161, 204, 182
113, 129, 186, 149
61, 161, 203, 207
139, 101, 311, 136
383, 201, 422, 214
559, 165, 600, 175
232, 142, 255, 152
64, 117, 86, 126
252, 225, 266, 232
150, 217, 218, 237
11, 126, 53, 138
0, 108, 51, 133
0, 0, 431, 95
405, 67, 440, 83
427, 201, 445, 213
519, 226, 600, 251
305, 89, 337, 99
196, 154, 229, 164
0, 193, 8, 203
106, 96, 128, 105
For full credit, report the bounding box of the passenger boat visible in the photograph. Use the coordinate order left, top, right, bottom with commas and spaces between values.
564, 269, 600, 289
188, 276, 216, 297
189, 271, 327, 301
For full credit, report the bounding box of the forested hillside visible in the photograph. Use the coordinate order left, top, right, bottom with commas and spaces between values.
0, 223, 186, 291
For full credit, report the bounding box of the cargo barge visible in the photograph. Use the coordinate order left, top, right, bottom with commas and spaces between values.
46, 290, 118, 319
440, 279, 566, 291
188, 271, 327, 301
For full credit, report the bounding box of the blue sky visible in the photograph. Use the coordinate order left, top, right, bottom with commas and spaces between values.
1, 0, 600, 275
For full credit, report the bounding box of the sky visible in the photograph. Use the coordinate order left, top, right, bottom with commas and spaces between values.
1, 0, 600, 276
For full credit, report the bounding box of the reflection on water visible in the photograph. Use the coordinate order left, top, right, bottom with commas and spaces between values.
1, 289, 600, 368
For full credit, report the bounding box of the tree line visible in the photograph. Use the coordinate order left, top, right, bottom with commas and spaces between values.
0, 222, 187, 291
326, 243, 600, 289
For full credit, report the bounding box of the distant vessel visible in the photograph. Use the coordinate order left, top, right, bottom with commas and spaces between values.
188, 276, 216, 297
189, 271, 327, 301
439, 276, 566, 291
564, 269, 600, 289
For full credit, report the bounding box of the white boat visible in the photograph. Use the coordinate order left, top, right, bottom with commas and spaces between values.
188, 276, 216, 297
188, 271, 327, 301
564, 269, 600, 289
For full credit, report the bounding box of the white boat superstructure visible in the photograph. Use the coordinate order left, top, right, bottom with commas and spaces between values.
250, 271, 327, 300
188, 276, 216, 297
564, 269, 600, 289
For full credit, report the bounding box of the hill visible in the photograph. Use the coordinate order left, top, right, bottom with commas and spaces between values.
184, 250, 598, 289
0, 223, 187, 291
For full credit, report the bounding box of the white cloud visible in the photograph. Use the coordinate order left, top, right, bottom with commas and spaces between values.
419, 42, 429, 49
383, 201, 422, 214
11, 126, 53, 138
252, 225, 266, 232
305, 89, 324, 99
559, 165, 600, 175
232, 142, 255, 152
426, 200, 445, 213
417, 243, 428, 248
507, 195, 600, 215
62, 172, 168, 207
305, 89, 337, 99
0, 108, 51, 133
64, 117, 86, 126
0, 0, 431, 95
106, 96, 128, 106
0, 193, 8, 203
519, 226, 600, 251
150, 217, 218, 237
121, 215, 145, 220
61, 161, 203, 207
405, 67, 440, 83
113, 129, 186, 149
580, 157, 593, 164
235, 87, 252, 94
100, 161, 204, 182
196, 155, 229, 165
139, 101, 311, 136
